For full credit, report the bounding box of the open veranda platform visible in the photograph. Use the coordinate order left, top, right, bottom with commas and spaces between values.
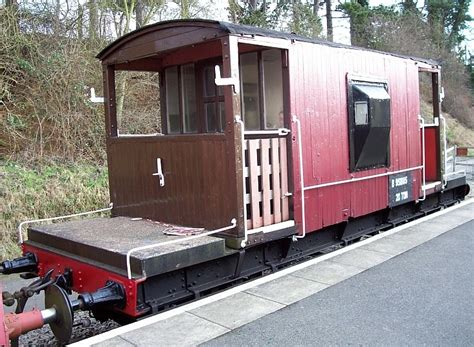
72, 199, 474, 347
26, 217, 227, 278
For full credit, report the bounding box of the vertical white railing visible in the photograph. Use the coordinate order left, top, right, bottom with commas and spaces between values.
418, 116, 426, 201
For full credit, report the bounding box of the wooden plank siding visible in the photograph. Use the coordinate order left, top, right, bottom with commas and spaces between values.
244, 138, 290, 229
287, 41, 423, 233
107, 135, 236, 231
101, 26, 245, 241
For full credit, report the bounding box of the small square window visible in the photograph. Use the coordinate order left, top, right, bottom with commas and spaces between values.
354, 101, 368, 125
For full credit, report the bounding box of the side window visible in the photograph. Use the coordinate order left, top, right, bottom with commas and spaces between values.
240, 49, 284, 131
202, 65, 225, 132
240, 52, 260, 130
263, 49, 284, 129
165, 67, 180, 134
181, 64, 197, 133
164, 64, 198, 134
348, 80, 391, 171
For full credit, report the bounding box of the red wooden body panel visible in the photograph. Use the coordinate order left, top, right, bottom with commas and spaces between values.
423, 127, 439, 182
288, 42, 422, 233
22, 244, 145, 318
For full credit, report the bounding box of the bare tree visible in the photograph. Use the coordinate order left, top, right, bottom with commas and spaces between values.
136, 0, 144, 28
325, 0, 333, 41
88, 0, 98, 42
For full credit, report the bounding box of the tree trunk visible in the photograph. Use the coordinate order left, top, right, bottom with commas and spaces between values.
228, 0, 238, 22
180, 0, 191, 19
292, 0, 300, 30
326, 0, 333, 41
88, 0, 98, 42
349, 16, 356, 45
53, 0, 61, 34
5, 0, 19, 33
447, 0, 467, 48
136, 0, 144, 29
402, 0, 417, 13
5, 0, 18, 8
78, 4, 84, 39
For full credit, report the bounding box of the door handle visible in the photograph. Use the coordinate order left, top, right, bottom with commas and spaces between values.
152, 158, 165, 187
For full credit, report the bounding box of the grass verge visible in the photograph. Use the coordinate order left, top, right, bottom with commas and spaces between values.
0, 160, 109, 260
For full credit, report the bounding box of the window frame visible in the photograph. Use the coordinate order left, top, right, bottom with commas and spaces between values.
161, 59, 227, 135
196, 59, 226, 133
347, 76, 391, 172
239, 49, 286, 131
163, 64, 200, 135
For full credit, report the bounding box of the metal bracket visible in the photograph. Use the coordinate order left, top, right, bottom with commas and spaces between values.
278, 128, 291, 136
215, 65, 240, 94
152, 158, 165, 187
89, 88, 104, 103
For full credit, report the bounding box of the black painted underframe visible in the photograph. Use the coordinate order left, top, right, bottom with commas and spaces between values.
101, 183, 468, 322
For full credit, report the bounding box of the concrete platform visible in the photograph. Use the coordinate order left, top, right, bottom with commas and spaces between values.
70, 199, 473, 346
26, 217, 226, 277
205, 219, 474, 346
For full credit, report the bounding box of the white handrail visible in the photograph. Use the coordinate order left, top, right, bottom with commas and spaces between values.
440, 114, 448, 188
292, 116, 306, 240
445, 146, 456, 174
244, 129, 291, 136
303, 165, 424, 191
126, 219, 237, 280
17, 203, 113, 244
419, 115, 426, 201
235, 116, 249, 248
90, 87, 104, 103
214, 65, 240, 94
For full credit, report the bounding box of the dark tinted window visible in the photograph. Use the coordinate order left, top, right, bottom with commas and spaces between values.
348, 81, 391, 171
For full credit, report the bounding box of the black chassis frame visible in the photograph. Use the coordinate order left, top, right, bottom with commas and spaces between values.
99, 183, 468, 322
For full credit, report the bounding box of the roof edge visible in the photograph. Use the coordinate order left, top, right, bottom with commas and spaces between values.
96, 19, 225, 60
96, 19, 440, 67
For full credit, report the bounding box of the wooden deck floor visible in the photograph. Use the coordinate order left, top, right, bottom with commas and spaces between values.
26, 217, 226, 277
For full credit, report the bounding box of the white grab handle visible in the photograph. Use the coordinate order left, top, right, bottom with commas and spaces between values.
152, 158, 165, 187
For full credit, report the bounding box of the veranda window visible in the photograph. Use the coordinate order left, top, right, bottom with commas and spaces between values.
165, 64, 198, 134
240, 49, 284, 131
202, 65, 225, 132
164, 62, 225, 134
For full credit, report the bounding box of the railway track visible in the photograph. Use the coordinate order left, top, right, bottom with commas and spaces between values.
20, 312, 119, 346
17, 200, 470, 346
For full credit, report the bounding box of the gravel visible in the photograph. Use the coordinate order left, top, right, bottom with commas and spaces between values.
19, 311, 120, 346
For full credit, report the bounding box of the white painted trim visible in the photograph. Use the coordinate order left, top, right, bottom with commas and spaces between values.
247, 220, 295, 235
303, 166, 424, 191
125, 219, 237, 280
18, 203, 113, 244
71, 198, 473, 347
293, 116, 306, 239
419, 116, 427, 201
423, 181, 441, 190
89, 87, 104, 103
444, 170, 466, 180
440, 114, 448, 188
244, 129, 291, 136
236, 36, 292, 49
235, 116, 248, 248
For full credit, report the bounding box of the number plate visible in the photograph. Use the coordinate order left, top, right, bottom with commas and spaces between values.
388, 172, 413, 207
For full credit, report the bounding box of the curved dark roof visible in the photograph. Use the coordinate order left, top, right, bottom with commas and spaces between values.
97, 19, 438, 66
